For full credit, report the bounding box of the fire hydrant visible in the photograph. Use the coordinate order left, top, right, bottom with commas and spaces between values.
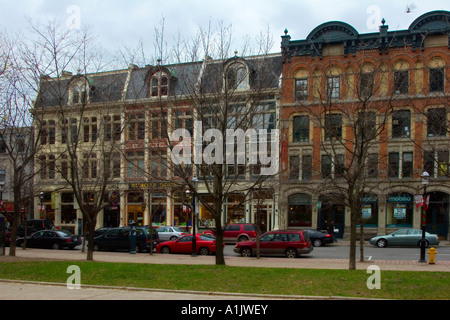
427, 247, 438, 264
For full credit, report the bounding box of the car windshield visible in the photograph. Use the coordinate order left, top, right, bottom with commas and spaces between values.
199, 234, 214, 241
55, 231, 71, 237
172, 227, 183, 232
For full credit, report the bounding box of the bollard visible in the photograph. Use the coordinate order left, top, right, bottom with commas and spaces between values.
427, 247, 437, 264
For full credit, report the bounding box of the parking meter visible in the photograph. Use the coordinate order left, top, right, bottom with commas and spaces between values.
0, 213, 5, 255
129, 223, 137, 254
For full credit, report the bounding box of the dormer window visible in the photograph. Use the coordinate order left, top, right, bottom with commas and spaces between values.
150, 72, 168, 97
226, 63, 248, 90
70, 79, 89, 105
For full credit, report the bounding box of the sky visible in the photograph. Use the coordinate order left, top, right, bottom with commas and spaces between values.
1, 0, 450, 66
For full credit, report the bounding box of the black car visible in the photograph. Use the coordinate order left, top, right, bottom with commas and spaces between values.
304, 229, 334, 247
15, 219, 55, 237
16, 230, 81, 250
93, 226, 159, 253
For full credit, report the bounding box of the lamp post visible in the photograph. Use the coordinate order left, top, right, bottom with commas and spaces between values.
419, 171, 429, 263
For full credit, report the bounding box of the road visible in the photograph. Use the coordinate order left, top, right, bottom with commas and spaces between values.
223, 243, 450, 261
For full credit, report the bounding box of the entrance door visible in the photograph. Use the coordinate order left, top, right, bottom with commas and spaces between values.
426, 192, 449, 239
255, 210, 267, 234
127, 205, 144, 226
318, 202, 345, 238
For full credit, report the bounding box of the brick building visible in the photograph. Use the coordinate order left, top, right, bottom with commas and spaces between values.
279, 10, 450, 240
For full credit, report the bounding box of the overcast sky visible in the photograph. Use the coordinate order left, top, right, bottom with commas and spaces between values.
2, 0, 449, 65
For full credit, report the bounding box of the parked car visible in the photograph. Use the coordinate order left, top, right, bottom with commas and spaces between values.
304, 229, 334, 247
156, 226, 185, 241
203, 223, 257, 242
156, 234, 223, 255
93, 226, 159, 252
234, 230, 313, 258
16, 219, 55, 237
369, 229, 440, 248
93, 227, 111, 237
16, 230, 81, 250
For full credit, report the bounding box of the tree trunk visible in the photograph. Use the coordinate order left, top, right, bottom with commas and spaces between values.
86, 220, 96, 261
214, 214, 226, 265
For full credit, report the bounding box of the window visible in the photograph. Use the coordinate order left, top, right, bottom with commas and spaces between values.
429, 68, 444, 93
357, 111, 377, 141
359, 72, 375, 98
394, 71, 409, 94
302, 155, 312, 181
226, 63, 248, 90
295, 78, 308, 101
402, 152, 413, 178
321, 155, 332, 178
424, 150, 449, 177
151, 112, 167, 139
127, 112, 145, 141
292, 116, 309, 142
388, 152, 399, 178
326, 76, 340, 99
289, 156, 299, 180
174, 109, 193, 136
126, 151, 145, 178
150, 72, 168, 97
103, 115, 121, 142
392, 110, 410, 138
367, 153, 378, 178
83, 117, 97, 143
324, 114, 342, 140
150, 149, 167, 179
388, 152, 413, 178
427, 108, 446, 137
70, 80, 88, 105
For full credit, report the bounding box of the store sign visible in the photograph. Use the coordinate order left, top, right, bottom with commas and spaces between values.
387, 194, 412, 203
362, 204, 372, 219
129, 181, 182, 189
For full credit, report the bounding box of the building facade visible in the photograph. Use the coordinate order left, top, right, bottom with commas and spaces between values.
279, 10, 450, 240
33, 53, 282, 234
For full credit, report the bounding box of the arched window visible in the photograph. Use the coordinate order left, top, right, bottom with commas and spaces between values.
226, 63, 248, 90
150, 72, 169, 97
70, 79, 88, 105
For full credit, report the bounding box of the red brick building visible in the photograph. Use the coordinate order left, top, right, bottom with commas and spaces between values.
279, 11, 450, 240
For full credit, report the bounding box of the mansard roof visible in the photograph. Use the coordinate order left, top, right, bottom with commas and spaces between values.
281, 10, 450, 61
35, 53, 282, 108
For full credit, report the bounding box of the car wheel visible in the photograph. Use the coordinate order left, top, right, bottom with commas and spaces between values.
170, 236, 178, 241
285, 248, 298, 258
160, 246, 171, 254
376, 239, 388, 248
313, 238, 322, 247
52, 243, 60, 250
240, 247, 253, 257
238, 236, 248, 242
199, 247, 210, 255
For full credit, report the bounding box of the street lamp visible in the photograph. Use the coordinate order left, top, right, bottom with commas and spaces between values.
419, 171, 430, 263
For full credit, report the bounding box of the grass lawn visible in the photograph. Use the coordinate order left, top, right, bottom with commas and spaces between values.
0, 260, 448, 299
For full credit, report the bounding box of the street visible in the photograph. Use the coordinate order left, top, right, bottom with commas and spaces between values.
223, 243, 450, 261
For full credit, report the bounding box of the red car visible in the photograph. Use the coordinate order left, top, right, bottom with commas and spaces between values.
203, 223, 257, 242
156, 234, 223, 255
234, 230, 313, 258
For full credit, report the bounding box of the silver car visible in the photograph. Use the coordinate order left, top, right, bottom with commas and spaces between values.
369, 229, 440, 248
156, 226, 185, 241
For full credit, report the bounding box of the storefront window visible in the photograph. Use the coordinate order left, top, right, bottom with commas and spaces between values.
151, 193, 166, 226
386, 193, 413, 227
227, 194, 245, 223
288, 193, 312, 227
173, 190, 192, 227
359, 194, 378, 227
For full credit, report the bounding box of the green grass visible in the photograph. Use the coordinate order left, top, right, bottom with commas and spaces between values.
0, 260, 448, 299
